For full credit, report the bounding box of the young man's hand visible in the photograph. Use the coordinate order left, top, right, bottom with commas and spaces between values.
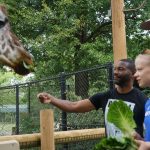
132, 131, 144, 140
135, 140, 150, 150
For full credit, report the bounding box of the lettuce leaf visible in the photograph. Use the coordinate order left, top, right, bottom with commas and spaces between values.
94, 100, 138, 150
94, 137, 137, 150
107, 100, 136, 136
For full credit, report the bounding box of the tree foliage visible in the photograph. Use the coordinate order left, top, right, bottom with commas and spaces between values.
0, 0, 150, 79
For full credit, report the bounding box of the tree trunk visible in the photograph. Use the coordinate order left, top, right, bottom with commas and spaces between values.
75, 72, 89, 99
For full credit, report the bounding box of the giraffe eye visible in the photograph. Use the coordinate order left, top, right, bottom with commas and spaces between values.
0, 21, 5, 28
0, 18, 8, 28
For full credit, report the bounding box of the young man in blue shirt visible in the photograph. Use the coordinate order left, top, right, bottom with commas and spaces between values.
134, 50, 150, 149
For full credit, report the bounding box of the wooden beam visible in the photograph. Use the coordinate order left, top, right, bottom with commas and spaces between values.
54, 128, 105, 143
0, 140, 20, 150
111, 0, 127, 63
40, 109, 55, 150
0, 128, 105, 148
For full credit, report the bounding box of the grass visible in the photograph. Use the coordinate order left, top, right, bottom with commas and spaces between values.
0, 122, 15, 135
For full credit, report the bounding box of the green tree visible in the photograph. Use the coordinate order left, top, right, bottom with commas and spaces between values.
1, 0, 150, 77
0, 0, 148, 98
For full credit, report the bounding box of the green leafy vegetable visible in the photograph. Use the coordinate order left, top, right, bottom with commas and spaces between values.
94, 100, 138, 150
107, 100, 136, 136
94, 137, 137, 150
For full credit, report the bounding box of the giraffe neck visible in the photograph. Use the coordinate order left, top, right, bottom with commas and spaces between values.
0, 30, 18, 63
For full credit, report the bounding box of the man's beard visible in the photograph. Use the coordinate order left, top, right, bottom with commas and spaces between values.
114, 75, 131, 87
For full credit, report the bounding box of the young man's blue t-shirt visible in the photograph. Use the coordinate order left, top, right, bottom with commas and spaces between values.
144, 99, 150, 141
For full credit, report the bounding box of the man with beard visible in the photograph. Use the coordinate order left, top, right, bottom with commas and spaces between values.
37, 59, 147, 139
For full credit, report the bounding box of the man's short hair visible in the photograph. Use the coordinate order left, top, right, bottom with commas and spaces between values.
120, 59, 136, 74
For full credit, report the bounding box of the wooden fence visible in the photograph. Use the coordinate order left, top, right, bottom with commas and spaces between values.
0, 109, 105, 150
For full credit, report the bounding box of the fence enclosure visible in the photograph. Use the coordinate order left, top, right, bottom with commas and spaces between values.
0, 63, 113, 149
0, 109, 105, 150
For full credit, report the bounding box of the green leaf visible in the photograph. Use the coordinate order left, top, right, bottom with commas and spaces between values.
107, 100, 136, 136
93, 137, 137, 150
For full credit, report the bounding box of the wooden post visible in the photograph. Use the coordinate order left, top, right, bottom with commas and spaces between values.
111, 0, 127, 63
40, 109, 55, 150
0, 140, 20, 150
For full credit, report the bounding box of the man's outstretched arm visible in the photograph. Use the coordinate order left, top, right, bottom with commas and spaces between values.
37, 92, 95, 113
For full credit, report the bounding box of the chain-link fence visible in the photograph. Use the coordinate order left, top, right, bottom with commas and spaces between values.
0, 63, 113, 149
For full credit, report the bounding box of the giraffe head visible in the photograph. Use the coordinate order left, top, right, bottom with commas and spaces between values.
0, 5, 34, 75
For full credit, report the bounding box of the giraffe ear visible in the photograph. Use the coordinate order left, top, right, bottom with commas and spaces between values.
0, 5, 8, 17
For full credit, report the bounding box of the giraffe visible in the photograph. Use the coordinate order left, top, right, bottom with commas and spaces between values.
0, 5, 33, 75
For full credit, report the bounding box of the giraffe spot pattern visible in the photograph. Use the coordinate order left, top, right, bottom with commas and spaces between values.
3, 48, 10, 58
1, 35, 4, 41
2, 42, 5, 49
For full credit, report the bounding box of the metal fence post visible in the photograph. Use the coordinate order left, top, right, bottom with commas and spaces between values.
60, 72, 67, 131
108, 63, 114, 89
28, 84, 31, 114
60, 72, 68, 149
15, 85, 19, 134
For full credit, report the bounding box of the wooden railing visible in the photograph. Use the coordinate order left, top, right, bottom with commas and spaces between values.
0, 110, 105, 149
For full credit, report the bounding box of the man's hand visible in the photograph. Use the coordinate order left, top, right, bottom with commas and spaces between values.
135, 140, 150, 150
37, 92, 54, 104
